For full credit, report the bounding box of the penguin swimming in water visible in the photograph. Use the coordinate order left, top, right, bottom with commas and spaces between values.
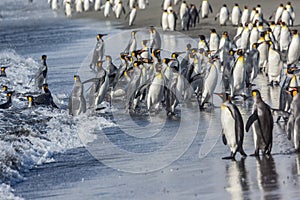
28, 83, 59, 108
90, 33, 107, 72
35, 55, 48, 90
69, 75, 86, 116
0, 91, 13, 109
246, 90, 273, 156
221, 94, 247, 159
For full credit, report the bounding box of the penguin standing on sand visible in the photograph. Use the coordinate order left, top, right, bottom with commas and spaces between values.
115, 1, 126, 19
199, 60, 218, 109
147, 71, 164, 112
167, 6, 177, 31
125, 5, 137, 26
64, 0, 72, 17
267, 41, 283, 86
269, 3, 284, 24
75, 0, 83, 13
221, 94, 247, 159
230, 49, 245, 97
161, 9, 169, 31
84, 0, 90, 11
181, 5, 190, 31
149, 26, 161, 52
286, 1, 295, 26
189, 4, 199, 28
287, 90, 300, 152
279, 22, 291, 53
200, 0, 213, 19
246, 90, 273, 156
104, 0, 113, 17
0, 92, 13, 109
231, 3, 241, 26
90, 34, 107, 71
215, 4, 229, 26
241, 6, 249, 26
35, 55, 48, 91
124, 31, 137, 54
209, 29, 219, 54
69, 75, 86, 116
245, 43, 259, 87
94, 0, 102, 11
287, 30, 300, 66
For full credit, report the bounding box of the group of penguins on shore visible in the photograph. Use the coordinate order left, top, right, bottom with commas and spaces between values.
2, 1, 300, 159
48, 0, 149, 26
68, 15, 300, 159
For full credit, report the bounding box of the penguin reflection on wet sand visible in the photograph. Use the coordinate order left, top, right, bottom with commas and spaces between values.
221, 94, 247, 160
69, 75, 86, 116
0, 91, 13, 109
246, 90, 273, 156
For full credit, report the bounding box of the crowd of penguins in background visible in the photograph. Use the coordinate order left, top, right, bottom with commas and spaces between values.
2, 0, 300, 159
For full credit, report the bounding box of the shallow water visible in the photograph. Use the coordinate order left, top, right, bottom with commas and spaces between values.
0, 1, 299, 199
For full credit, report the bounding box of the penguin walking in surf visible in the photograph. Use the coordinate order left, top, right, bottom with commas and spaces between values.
35, 55, 48, 91
90, 33, 107, 72
69, 75, 86, 116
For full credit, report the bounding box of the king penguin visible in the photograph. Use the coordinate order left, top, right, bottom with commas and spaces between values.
32, 83, 59, 108
126, 5, 137, 26
147, 71, 164, 112
35, 55, 48, 90
268, 41, 283, 86
75, 0, 83, 13
287, 90, 300, 152
0, 91, 13, 109
246, 90, 273, 156
241, 6, 250, 26
83, 0, 90, 11
287, 30, 300, 66
0, 66, 7, 77
221, 94, 247, 159
201, 0, 213, 19
64, 0, 72, 17
215, 4, 229, 26
69, 75, 86, 116
124, 30, 137, 54
230, 49, 245, 97
231, 3, 241, 26
90, 33, 107, 72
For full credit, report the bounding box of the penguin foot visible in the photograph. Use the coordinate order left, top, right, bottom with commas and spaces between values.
222, 156, 236, 160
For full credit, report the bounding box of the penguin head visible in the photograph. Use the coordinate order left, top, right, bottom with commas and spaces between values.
97, 34, 107, 41
292, 29, 298, 36
171, 53, 179, 59
186, 43, 191, 51
251, 90, 261, 98
252, 43, 258, 49
162, 58, 171, 64
222, 31, 228, 38
42, 83, 49, 93
27, 95, 34, 102
41, 55, 47, 60
291, 89, 298, 97
131, 31, 137, 36
236, 49, 243, 56
1, 66, 7, 72
210, 29, 217, 34
199, 35, 206, 41
6, 91, 13, 98
279, 3, 284, 7
229, 49, 235, 56
223, 4, 227, 7
287, 2, 291, 6
105, 55, 112, 61
74, 75, 80, 82
234, 3, 238, 7
2, 85, 7, 92
244, 5, 248, 9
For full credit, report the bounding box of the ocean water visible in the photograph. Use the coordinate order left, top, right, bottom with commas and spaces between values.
0, 0, 300, 200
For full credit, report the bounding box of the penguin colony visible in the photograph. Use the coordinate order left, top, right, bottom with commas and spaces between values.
21, 0, 300, 159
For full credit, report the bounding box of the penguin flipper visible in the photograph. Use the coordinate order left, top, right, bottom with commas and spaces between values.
246, 110, 258, 132
222, 132, 227, 145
